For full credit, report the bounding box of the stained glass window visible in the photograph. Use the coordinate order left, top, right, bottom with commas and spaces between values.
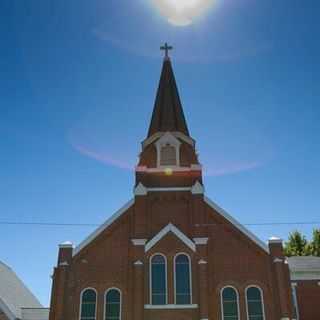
175, 254, 191, 304
246, 287, 264, 320
151, 254, 167, 305
105, 289, 121, 320
221, 287, 239, 320
80, 289, 96, 320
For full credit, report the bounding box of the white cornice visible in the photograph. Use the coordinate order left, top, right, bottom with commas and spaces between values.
133, 184, 205, 195
135, 165, 202, 173
142, 131, 195, 149
145, 223, 196, 252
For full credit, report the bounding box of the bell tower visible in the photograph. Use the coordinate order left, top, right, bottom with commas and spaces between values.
135, 44, 203, 190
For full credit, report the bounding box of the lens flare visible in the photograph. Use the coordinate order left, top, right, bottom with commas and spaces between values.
152, 0, 215, 26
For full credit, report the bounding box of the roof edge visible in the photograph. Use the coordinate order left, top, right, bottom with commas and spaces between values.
204, 196, 269, 254
73, 199, 135, 256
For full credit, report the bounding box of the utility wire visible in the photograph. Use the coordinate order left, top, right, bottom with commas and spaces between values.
0, 221, 319, 227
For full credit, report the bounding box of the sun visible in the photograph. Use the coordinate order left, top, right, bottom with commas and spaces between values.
152, 0, 215, 26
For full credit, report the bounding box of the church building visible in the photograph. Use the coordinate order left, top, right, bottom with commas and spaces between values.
49, 46, 320, 320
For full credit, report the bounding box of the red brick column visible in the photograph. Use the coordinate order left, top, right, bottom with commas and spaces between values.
198, 259, 209, 320
269, 238, 293, 320
133, 259, 144, 320
195, 238, 209, 320
49, 242, 73, 320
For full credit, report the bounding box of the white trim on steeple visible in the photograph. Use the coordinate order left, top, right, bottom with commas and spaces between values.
145, 223, 196, 252
191, 181, 204, 194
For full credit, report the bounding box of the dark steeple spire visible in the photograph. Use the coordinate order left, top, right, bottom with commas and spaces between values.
147, 45, 190, 137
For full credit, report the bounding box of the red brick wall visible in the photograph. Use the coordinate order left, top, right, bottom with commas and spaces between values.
295, 280, 320, 320
49, 193, 294, 320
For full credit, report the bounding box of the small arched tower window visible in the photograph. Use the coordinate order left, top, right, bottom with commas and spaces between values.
246, 286, 265, 320
105, 288, 121, 320
150, 254, 167, 305
155, 132, 181, 167
80, 288, 97, 320
160, 144, 177, 166
221, 286, 239, 320
174, 253, 191, 304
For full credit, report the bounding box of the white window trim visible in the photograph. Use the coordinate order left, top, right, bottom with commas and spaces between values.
144, 304, 198, 309
145, 223, 196, 253
174, 253, 193, 305
79, 287, 97, 320
155, 132, 181, 167
245, 285, 266, 320
220, 286, 240, 320
149, 253, 168, 305
104, 287, 122, 320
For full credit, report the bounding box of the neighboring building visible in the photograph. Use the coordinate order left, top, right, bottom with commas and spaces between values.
0, 260, 49, 320
49, 48, 318, 320
288, 256, 320, 320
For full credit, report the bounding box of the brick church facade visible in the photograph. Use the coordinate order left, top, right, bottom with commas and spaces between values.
49, 49, 319, 320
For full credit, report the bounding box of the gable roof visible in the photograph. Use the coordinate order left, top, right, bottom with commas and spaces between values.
147, 58, 189, 137
204, 196, 269, 253
0, 261, 42, 320
73, 199, 134, 256
288, 256, 320, 280
145, 223, 196, 252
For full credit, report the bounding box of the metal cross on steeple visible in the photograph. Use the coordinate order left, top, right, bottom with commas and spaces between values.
160, 42, 173, 59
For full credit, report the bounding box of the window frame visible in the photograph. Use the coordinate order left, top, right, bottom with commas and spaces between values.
104, 287, 122, 320
79, 287, 97, 320
245, 285, 265, 320
149, 253, 168, 305
220, 285, 240, 320
174, 252, 192, 305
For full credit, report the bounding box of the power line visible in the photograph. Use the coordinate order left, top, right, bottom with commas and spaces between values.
0, 221, 319, 227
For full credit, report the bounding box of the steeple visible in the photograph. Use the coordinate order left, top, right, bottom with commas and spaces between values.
135, 45, 202, 190
147, 47, 190, 137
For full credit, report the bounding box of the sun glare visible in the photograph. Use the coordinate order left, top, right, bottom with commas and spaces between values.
153, 0, 215, 26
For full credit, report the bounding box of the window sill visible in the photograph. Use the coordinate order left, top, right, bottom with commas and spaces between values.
144, 304, 198, 309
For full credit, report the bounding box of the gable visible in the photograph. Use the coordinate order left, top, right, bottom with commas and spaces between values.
145, 223, 196, 252
204, 196, 269, 253
73, 199, 134, 256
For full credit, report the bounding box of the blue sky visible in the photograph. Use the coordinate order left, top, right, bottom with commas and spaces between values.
1, 0, 319, 306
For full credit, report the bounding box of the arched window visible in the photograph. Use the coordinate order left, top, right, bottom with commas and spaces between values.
221, 286, 239, 320
174, 253, 191, 304
150, 254, 167, 305
80, 288, 97, 320
246, 286, 265, 320
160, 144, 177, 166
105, 288, 121, 320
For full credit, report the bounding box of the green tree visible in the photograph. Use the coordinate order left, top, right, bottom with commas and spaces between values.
308, 229, 320, 257
284, 231, 309, 257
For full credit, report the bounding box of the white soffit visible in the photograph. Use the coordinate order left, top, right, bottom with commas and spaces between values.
145, 223, 196, 252
73, 199, 134, 256
204, 196, 269, 253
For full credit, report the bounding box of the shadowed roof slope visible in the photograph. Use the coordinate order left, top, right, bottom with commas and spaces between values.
147, 58, 190, 137
0, 261, 42, 320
